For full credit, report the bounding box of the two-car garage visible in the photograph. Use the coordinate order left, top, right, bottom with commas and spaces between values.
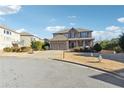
50, 41, 67, 50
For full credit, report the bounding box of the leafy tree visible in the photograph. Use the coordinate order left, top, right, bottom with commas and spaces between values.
100, 38, 119, 50
93, 43, 102, 52
31, 41, 43, 51
42, 42, 50, 50
119, 33, 124, 51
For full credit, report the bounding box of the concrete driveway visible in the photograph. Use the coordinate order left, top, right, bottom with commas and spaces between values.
0, 51, 123, 88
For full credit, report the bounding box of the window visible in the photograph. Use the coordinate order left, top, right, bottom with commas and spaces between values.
10, 32, 11, 35
64, 34, 68, 37
3, 30, 12, 35
80, 32, 89, 38
7, 31, 9, 35
4, 30, 6, 34
70, 32, 75, 38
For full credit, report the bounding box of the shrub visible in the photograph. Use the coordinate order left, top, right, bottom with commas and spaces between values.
113, 46, 122, 53
11, 47, 21, 52
21, 47, 32, 52
31, 41, 43, 51
71, 46, 93, 52
93, 43, 102, 52
3, 47, 12, 52
83, 47, 93, 52
73, 47, 81, 52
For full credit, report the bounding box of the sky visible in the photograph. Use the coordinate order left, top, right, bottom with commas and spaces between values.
0, 5, 124, 41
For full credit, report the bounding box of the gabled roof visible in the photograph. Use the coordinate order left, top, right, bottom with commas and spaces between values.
50, 35, 68, 41
53, 27, 92, 34
20, 32, 43, 40
0, 24, 19, 34
20, 32, 33, 36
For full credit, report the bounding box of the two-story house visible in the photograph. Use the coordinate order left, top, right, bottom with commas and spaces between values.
50, 27, 94, 50
0, 25, 20, 49
20, 32, 44, 47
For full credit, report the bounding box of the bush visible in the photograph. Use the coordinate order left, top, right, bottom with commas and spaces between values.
11, 47, 21, 52
31, 41, 44, 51
21, 47, 32, 52
71, 46, 93, 52
113, 46, 122, 53
93, 43, 102, 52
83, 47, 93, 52
3, 47, 13, 52
73, 47, 81, 52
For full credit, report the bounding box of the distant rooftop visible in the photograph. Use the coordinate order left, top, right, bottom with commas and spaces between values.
20, 32, 33, 36
20, 32, 43, 40
53, 27, 92, 34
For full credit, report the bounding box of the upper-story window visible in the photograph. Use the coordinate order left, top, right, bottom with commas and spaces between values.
10, 32, 11, 35
80, 32, 89, 38
64, 34, 68, 38
69, 31, 75, 38
4, 30, 6, 34
7, 31, 9, 35
4, 30, 12, 35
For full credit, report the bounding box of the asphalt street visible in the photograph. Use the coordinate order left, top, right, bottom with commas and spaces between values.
0, 55, 123, 88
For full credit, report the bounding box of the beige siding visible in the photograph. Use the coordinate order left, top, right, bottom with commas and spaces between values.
20, 36, 32, 47
20, 35, 44, 47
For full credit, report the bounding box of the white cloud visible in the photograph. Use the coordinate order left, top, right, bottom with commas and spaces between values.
68, 16, 77, 19
105, 25, 121, 31
16, 28, 26, 33
70, 22, 76, 26
117, 17, 124, 23
45, 26, 66, 32
93, 25, 124, 41
0, 5, 22, 16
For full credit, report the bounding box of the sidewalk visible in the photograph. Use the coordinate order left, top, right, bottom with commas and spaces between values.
55, 52, 124, 78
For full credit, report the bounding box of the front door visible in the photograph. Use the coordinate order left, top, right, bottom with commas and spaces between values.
69, 41, 75, 48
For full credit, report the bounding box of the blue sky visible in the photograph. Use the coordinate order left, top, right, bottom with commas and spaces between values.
0, 5, 124, 40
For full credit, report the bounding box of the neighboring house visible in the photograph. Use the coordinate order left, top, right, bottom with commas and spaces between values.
50, 27, 94, 50
0, 25, 20, 49
20, 32, 44, 47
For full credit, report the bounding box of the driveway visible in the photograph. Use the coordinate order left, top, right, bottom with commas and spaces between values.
0, 51, 123, 88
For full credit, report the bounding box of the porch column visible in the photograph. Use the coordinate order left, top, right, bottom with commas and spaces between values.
83, 40, 85, 47
90, 40, 93, 47
76, 40, 78, 47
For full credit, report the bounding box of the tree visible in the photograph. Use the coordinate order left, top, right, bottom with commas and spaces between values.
42, 42, 50, 50
31, 41, 43, 51
99, 38, 119, 50
93, 43, 102, 52
119, 33, 124, 51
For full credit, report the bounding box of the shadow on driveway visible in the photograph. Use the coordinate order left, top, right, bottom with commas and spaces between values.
90, 69, 124, 87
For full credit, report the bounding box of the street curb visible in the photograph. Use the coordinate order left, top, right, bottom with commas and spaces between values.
52, 58, 124, 80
